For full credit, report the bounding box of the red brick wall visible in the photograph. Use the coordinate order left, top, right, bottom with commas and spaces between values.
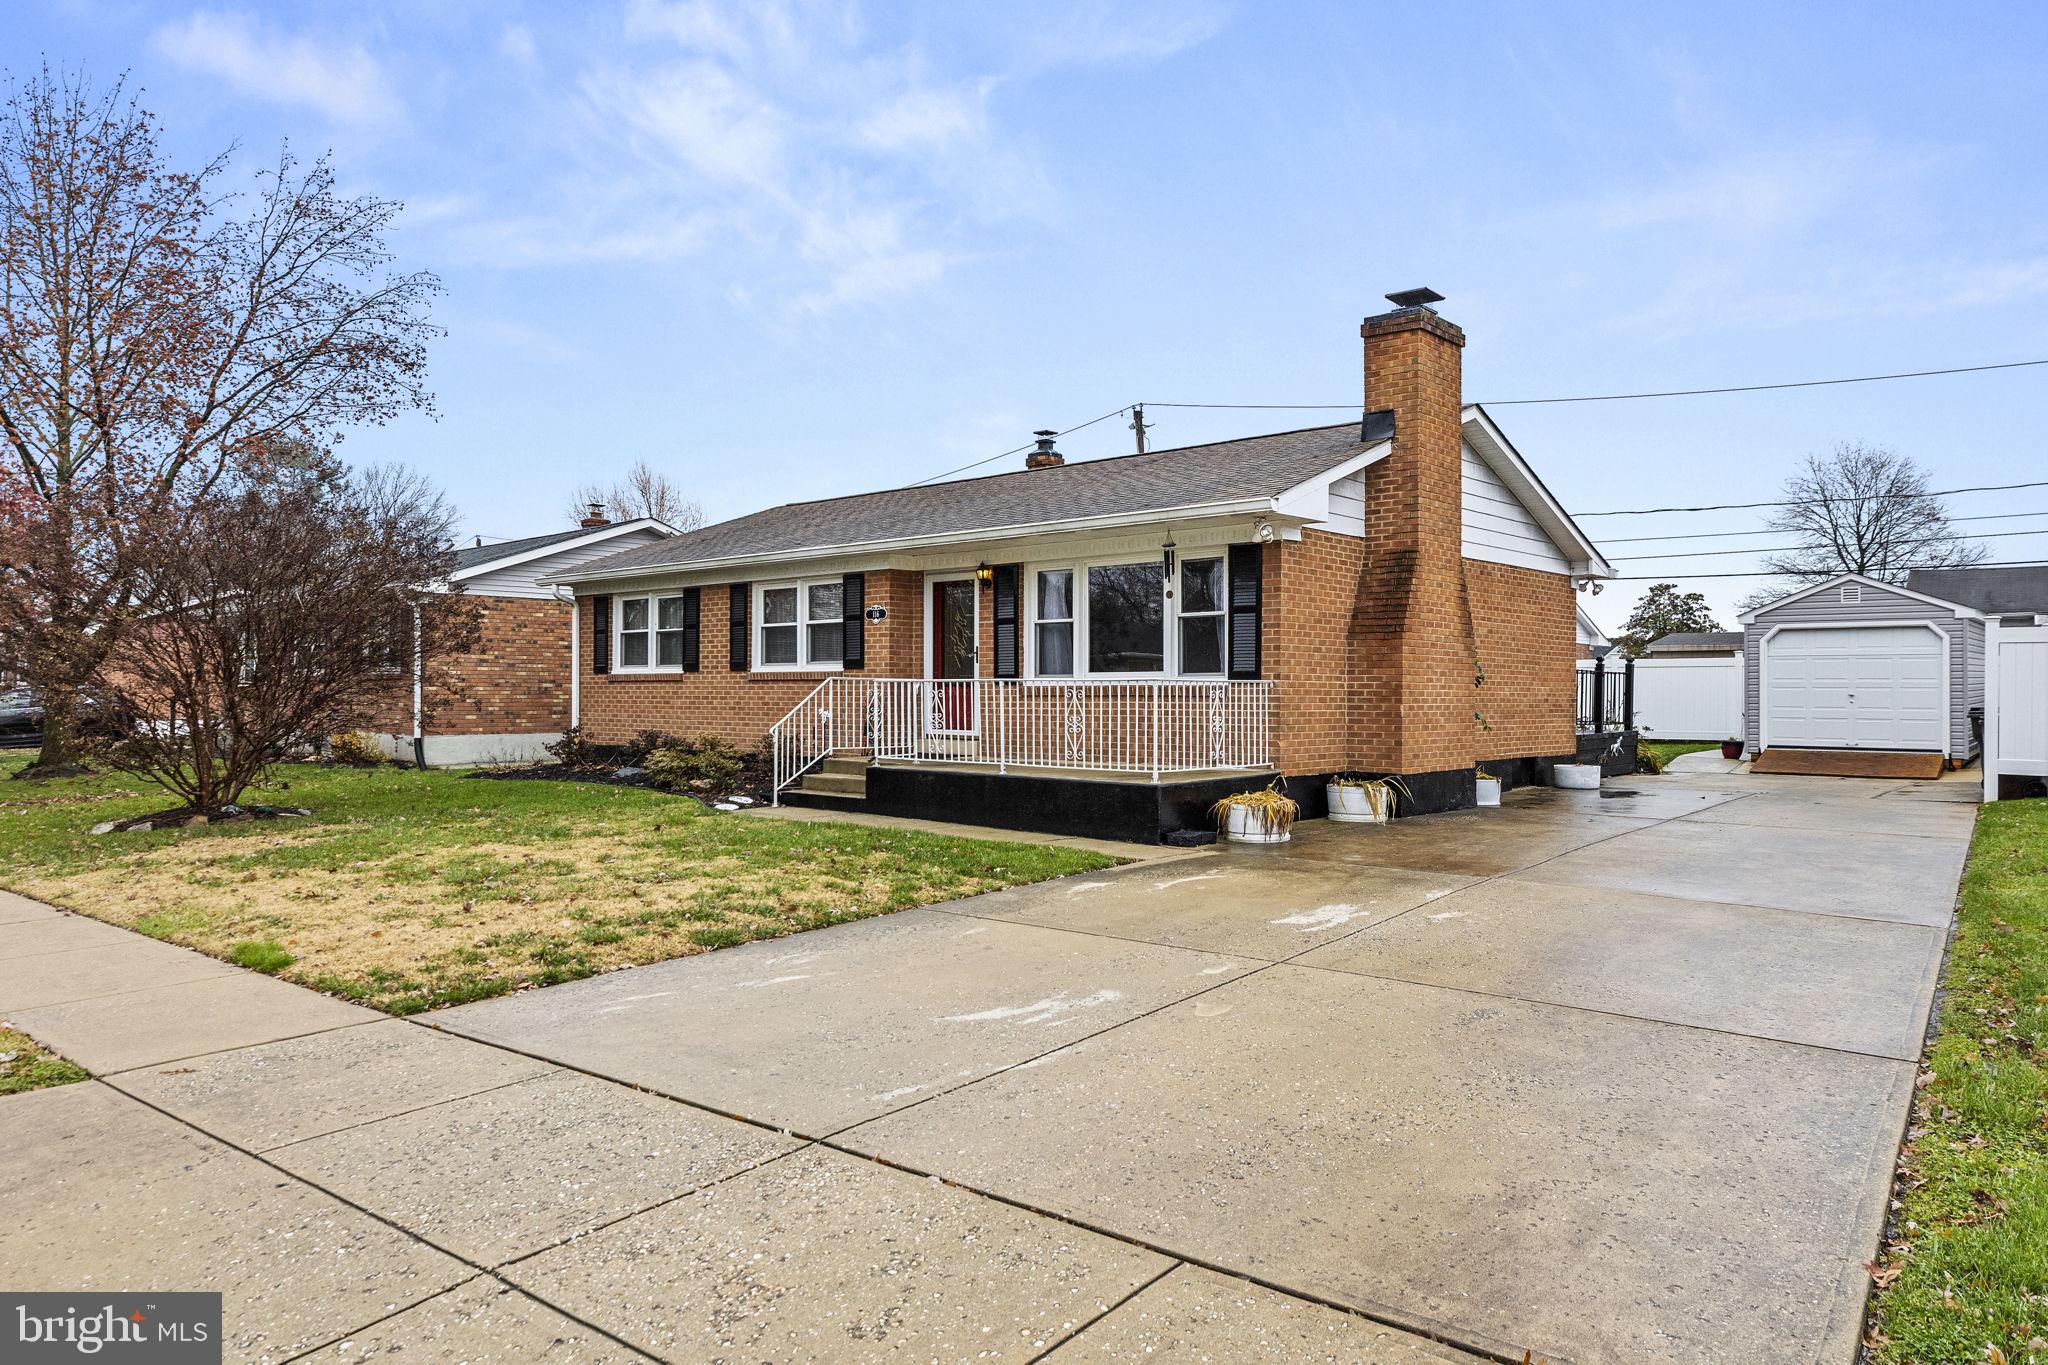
358, 595, 576, 738
1467, 559, 1577, 762
578, 570, 926, 748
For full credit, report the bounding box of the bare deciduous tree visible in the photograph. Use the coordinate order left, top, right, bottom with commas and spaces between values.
1753, 442, 1986, 596
0, 68, 440, 772
567, 460, 701, 529
88, 458, 479, 815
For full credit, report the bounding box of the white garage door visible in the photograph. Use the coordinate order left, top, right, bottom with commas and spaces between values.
1765, 626, 1946, 751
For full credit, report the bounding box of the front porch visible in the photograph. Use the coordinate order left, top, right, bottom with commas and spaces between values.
770, 676, 1279, 843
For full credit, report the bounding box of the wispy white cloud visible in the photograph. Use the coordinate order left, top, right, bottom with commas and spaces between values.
441, 0, 1221, 315
151, 12, 401, 126
500, 24, 539, 68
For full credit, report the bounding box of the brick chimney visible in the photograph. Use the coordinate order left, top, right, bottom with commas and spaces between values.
1354, 287, 1474, 779
1024, 430, 1064, 470
579, 502, 610, 529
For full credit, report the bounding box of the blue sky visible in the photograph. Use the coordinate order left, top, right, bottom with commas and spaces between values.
15, 0, 2048, 629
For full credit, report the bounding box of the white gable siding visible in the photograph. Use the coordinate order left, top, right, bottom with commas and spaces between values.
461, 528, 670, 600
1462, 441, 1568, 573
1325, 470, 1366, 536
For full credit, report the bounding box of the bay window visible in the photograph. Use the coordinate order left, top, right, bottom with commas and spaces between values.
757, 579, 843, 669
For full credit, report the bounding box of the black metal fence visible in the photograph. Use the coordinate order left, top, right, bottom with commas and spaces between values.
1575, 655, 1634, 733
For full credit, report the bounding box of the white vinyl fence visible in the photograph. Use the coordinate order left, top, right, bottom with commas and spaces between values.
1984, 621, 2048, 801
1630, 654, 1746, 742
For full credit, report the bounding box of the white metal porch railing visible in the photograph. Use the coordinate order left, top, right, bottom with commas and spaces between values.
769, 676, 1277, 803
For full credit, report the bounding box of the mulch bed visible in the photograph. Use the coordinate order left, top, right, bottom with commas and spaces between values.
92, 803, 312, 835
467, 762, 772, 810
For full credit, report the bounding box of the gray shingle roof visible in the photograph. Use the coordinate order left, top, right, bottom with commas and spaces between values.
452, 526, 604, 573
1645, 630, 1744, 653
1906, 566, 2048, 615
567, 423, 1378, 579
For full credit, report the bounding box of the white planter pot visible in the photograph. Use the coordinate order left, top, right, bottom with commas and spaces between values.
1222, 804, 1291, 843
1327, 783, 1391, 824
1474, 777, 1502, 807
1553, 763, 1602, 790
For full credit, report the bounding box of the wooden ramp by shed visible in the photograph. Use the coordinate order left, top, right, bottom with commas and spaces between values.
1750, 749, 1947, 779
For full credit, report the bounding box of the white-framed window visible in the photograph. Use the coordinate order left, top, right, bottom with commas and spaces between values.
1177, 556, 1226, 675
1035, 569, 1075, 676
615, 593, 691, 671
618, 596, 651, 668
757, 579, 843, 670
1023, 552, 1230, 679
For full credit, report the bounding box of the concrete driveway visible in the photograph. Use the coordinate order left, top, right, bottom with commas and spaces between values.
0, 767, 1972, 1363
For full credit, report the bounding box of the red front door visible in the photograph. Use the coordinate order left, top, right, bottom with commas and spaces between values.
929, 578, 977, 732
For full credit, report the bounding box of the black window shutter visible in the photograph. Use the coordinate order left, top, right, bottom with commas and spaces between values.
681, 587, 701, 672
728, 583, 750, 671
591, 594, 612, 675
1227, 544, 1262, 680
841, 572, 866, 670
992, 565, 1020, 679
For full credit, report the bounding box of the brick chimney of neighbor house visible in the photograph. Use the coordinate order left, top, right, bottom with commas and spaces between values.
1355, 287, 1474, 781
1025, 430, 1065, 470
579, 502, 610, 529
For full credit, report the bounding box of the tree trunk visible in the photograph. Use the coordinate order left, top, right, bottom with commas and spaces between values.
29, 689, 79, 771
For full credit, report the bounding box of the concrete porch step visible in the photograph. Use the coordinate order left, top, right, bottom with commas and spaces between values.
818, 754, 870, 778
799, 770, 867, 797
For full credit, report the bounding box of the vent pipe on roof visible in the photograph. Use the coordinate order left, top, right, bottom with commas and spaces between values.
1025, 430, 1064, 470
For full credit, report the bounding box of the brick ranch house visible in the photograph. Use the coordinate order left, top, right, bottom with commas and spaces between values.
546, 293, 1614, 841
364, 515, 673, 765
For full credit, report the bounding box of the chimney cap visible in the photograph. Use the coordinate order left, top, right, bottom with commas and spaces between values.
1025, 430, 1064, 470
579, 501, 610, 529
1384, 286, 1444, 310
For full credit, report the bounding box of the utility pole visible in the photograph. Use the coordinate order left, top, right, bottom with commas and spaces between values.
1129, 404, 1149, 454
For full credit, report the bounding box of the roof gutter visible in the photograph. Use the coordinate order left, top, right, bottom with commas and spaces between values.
542, 497, 1287, 587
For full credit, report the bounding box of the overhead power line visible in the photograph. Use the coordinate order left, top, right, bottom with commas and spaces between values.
1605, 555, 2048, 582
1579, 477, 2048, 518
1611, 525, 2048, 562
1481, 358, 2048, 406
904, 355, 2045, 489
1140, 357, 2048, 414
1601, 507, 2048, 544
906, 406, 1131, 487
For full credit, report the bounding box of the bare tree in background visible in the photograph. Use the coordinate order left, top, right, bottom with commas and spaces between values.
568, 460, 702, 529
1740, 442, 1986, 609
88, 458, 479, 815
0, 68, 440, 773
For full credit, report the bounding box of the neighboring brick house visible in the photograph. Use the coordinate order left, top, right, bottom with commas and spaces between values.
549, 292, 1613, 839
365, 516, 673, 765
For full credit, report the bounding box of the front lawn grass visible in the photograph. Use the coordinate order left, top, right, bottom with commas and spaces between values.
0, 1026, 90, 1096
1867, 798, 2048, 1363
0, 756, 1117, 1015
1638, 740, 1721, 770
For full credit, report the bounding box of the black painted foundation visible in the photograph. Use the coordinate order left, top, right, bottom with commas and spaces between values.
788, 734, 1642, 844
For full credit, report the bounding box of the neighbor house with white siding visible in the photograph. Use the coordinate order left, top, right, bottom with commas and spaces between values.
536, 293, 1616, 840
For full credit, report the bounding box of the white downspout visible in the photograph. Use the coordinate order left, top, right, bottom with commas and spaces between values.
555, 586, 580, 731
410, 605, 425, 768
